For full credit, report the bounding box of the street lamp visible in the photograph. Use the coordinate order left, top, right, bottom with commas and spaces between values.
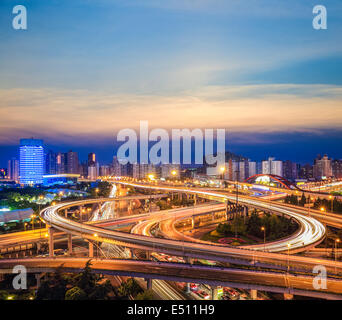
329, 195, 334, 213
335, 238, 340, 274
31, 215, 36, 231
261, 226, 266, 251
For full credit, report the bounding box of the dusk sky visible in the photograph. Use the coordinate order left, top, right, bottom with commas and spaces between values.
0, 0, 342, 166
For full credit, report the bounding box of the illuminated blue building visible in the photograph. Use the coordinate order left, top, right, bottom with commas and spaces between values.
19, 139, 44, 185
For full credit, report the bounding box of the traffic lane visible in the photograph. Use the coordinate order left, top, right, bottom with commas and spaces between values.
1, 258, 342, 295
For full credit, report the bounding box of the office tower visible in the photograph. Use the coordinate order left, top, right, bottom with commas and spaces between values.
88, 153, 96, 166
45, 150, 57, 174
56, 152, 67, 174
100, 165, 110, 177
7, 158, 19, 182
299, 163, 313, 180
332, 159, 342, 179
283, 160, 298, 181
248, 161, 256, 178
313, 154, 332, 179
19, 138, 44, 185
262, 157, 283, 177
67, 150, 79, 174
88, 165, 98, 180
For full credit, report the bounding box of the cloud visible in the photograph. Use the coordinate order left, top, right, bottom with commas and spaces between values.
1, 84, 342, 145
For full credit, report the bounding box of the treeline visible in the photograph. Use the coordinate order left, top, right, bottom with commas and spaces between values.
216, 212, 298, 241
0, 261, 153, 300
284, 194, 342, 214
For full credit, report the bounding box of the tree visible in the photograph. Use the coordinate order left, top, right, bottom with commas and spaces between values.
117, 278, 142, 298
65, 287, 87, 300
135, 289, 154, 300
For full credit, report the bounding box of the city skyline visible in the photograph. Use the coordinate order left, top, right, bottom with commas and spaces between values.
1, 0, 342, 166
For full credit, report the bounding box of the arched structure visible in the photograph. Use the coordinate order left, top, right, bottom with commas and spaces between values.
245, 174, 300, 190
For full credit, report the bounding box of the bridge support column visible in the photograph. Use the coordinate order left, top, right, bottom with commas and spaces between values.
145, 250, 151, 260
79, 206, 83, 221
35, 274, 42, 289
67, 234, 73, 255
48, 227, 54, 257
88, 241, 94, 258
211, 286, 218, 300
185, 256, 193, 264
250, 289, 257, 300
186, 282, 191, 294
191, 217, 195, 229
36, 242, 41, 254
129, 248, 135, 259
146, 278, 152, 290
194, 195, 197, 205
64, 209, 68, 218
284, 293, 294, 300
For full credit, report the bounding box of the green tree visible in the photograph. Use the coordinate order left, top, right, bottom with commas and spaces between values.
65, 287, 87, 300
135, 289, 154, 300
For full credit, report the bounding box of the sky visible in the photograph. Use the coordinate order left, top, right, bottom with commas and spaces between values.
0, 0, 342, 166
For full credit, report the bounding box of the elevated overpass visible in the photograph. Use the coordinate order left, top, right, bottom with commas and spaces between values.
0, 257, 342, 300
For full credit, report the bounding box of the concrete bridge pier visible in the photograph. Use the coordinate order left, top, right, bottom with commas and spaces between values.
48, 227, 55, 257
194, 195, 197, 205
88, 241, 94, 258
146, 278, 152, 290
186, 282, 191, 294
211, 286, 218, 300
36, 242, 41, 254
191, 217, 195, 229
145, 250, 151, 260
250, 289, 258, 300
185, 256, 193, 264
284, 293, 294, 300
68, 234, 73, 255
35, 273, 43, 289
128, 248, 134, 259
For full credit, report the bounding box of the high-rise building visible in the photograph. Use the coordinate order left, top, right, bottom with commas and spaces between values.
56, 152, 67, 174
262, 157, 283, 177
283, 160, 298, 181
313, 154, 332, 180
45, 150, 57, 175
299, 163, 313, 180
67, 150, 79, 174
100, 165, 110, 177
88, 165, 98, 180
332, 159, 342, 179
88, 153, 96, 166
19, 139, 44, 185
7, 158, 19, 182
248, 161, 256, 178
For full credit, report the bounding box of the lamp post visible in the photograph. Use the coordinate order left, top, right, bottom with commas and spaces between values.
335, 238, 340, 274
31, 215, 36, 231
320, 206, 327, 250
329, 195, 334, 213
261, 226, 266, 252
